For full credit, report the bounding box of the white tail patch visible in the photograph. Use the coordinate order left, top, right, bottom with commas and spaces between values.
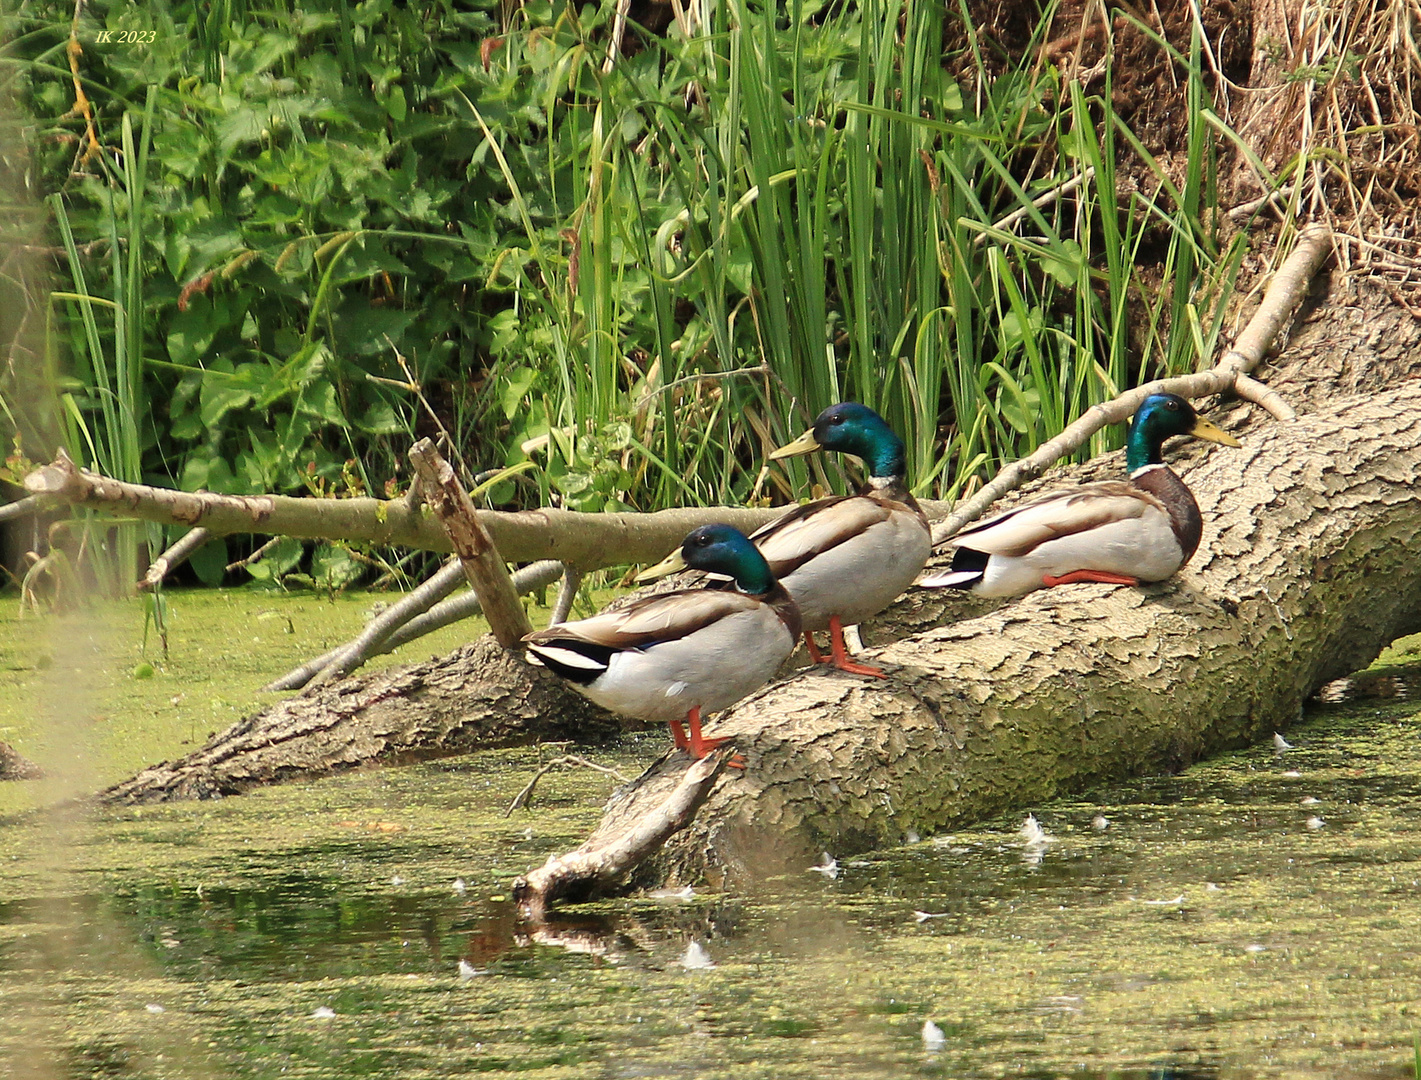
916, 569, 982, 588
525, 644, 607, 673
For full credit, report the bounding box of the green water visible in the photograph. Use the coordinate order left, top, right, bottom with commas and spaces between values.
2, 591, 1420, 1078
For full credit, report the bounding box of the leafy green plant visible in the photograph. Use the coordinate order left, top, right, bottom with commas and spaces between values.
3, 0, 1250, 545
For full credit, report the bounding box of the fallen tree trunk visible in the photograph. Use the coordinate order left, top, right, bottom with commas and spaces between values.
100, 276, 1421, 817
561, 380, 1421, 890
100, 638, 624, 802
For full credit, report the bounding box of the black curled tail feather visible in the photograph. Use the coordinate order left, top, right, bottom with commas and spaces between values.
524, 639, 619, 686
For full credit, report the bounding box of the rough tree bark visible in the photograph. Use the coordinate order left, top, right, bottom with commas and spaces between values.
562, 374, 1421, 890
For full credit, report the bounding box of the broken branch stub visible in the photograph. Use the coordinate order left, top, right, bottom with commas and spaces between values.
407, 439, 532, 648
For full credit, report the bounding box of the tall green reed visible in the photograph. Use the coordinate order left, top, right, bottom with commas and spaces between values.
44, 86, 157, 588
474, 0, 1249, 514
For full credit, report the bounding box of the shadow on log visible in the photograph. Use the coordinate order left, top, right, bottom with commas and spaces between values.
517, 379, 1421, 902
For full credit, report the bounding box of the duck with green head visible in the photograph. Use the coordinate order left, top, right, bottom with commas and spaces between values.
522, 524, 800, 760
919, 392, 1241, 597
750, 402, 931, 678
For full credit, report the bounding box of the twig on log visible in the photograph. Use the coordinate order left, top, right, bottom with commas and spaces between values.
138, 527, 210, 591
1234, 372, 1298, 421
512, 748, 730, 916
408, 439, 532, 647
931, 223, 1332, 544
549, 565, 582, 626
0, 495, 39, 523
504, 753, 629, 817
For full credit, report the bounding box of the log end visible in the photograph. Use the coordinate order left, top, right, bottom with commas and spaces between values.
513, 748, 731, 916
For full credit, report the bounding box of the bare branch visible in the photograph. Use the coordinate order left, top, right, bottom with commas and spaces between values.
0, 495, 39, 523
549, 565, 582, 626
512, 749, 730, 917
269, 558, 563, 693
280, 557, 465, 692
225, 537, 280, 573
138, 527, 210, 591
976, 167, 1097, 245
22, 449, 799, 571
1234, 372, 1298, 421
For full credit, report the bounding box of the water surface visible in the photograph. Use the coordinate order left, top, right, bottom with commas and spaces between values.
1, 593, 1419, 1078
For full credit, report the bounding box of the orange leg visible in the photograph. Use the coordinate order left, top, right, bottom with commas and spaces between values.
1041, 570, 1140, 588
669, 717, 690, 751
827, 615, 887, 679
685, 707, 745, 769
804, 632, 827, 665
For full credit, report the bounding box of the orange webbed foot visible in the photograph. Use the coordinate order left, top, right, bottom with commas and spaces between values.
826, 616, 888, 679
684, 707, 743, 767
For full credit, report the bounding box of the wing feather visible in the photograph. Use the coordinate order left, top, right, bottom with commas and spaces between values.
749, 496, 892, 578
523, 589, 768, 652
951, 482, 1165, 558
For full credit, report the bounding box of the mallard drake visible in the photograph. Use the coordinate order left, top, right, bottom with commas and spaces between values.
755, 402, 931, 678
522, 524, 800, 760
918, 392, 1241, 597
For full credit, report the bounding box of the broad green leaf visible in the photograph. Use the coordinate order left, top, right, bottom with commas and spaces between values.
189, 536, 229, 586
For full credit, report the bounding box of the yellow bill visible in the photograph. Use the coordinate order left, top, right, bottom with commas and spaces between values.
768, 429, 821, 461
635, 547, 688, 583
1188, 417, 1241, 448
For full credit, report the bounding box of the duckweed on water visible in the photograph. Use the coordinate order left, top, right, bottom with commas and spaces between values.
0, 588, 497, 804
1, 591, 1421, 1077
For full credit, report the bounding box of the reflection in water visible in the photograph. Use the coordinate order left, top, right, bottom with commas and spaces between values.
1315, 669, 1418, 703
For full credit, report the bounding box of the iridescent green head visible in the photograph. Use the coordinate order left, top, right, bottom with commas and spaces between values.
635, 524, 776, 594
769, 402, 907, 479
1126, 393, 1241, 472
